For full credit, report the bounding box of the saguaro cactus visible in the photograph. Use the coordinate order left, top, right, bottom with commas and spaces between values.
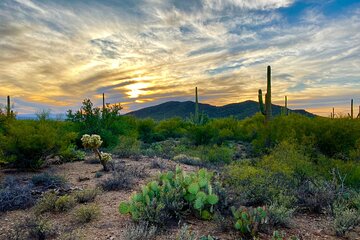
357, 106, 360, 119
6, 95, 10, 117
258, 66, 272, 122
195, 87, 199, 123
348, 99, 354, 119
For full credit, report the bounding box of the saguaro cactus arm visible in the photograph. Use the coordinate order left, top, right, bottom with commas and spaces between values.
258, 89, 265, 115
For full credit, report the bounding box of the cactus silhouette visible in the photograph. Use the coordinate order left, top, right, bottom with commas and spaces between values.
258, 66, 272, 122
348, 99, 354, 119
195, 87, 199, 123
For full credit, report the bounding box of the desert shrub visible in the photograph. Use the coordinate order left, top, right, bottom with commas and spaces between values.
204, 145, 234, 164
138, 118, 158, 143
124, 222, 157, 240
100, 166, 135, 191
31, 173, 67, 190
150, 158, 167, 169
176, 224, 197, 240
119, 167, 219, 226
59, 144, 85, 162
6, 216, 57, 240
55, 195, 76, 212
0, 176, 34, 212
75, 188, 99, 203
268, 202, 295, 227
142, 139, 181, 159
333, 201, 360, 236
296, 179, 336, 213
155, 117, 189, 140
231, 206, 268, 238
188, 124, 218, 146
34, 191, 58, 215
173, 154, 203, 166
74, 204, 100, 223
113, 135, 141, 158
0, 120, 77, 168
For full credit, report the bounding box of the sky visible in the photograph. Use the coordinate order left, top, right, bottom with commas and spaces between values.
0, 0, 360, 117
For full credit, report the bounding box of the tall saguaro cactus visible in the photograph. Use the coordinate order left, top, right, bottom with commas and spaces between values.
258, 66, 272, 122
348, 99, 354, 119
7, 95, 11, 117
195, 87, 199, 124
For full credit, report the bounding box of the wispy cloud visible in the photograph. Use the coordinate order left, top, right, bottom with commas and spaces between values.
0, 0, 359, 116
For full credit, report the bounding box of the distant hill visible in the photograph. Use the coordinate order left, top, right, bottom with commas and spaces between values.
126, 100, 316, 120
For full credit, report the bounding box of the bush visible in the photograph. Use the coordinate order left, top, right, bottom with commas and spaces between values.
119, 167, 219, 226
205, 145, 234, 164
31, 173, 67, 190
0, 120, 77, 168
268, 202, 295, 227
0, 176, 34, 212
34, 191, 58, 215
176, 224, 197, 240
59, 144, 85, 162
124, 222, 157, 240
75, 188, 99, 203
296, 179, 336, 213
113, 135, 141, 158
333, 202, 360, 236
173, 154, 203, 166
55, 195, 76, 212
150, 158, 167, 169
74, 204, 100, 223
100, 166, 135, 191
6, 216, 57, 240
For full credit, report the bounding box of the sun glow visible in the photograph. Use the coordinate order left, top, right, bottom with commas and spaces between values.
126, 82, 150, 98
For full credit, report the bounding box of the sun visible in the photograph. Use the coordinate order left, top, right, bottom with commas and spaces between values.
126, 82, 150, 99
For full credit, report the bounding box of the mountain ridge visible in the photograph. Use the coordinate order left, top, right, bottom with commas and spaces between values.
126, 100, 316, 120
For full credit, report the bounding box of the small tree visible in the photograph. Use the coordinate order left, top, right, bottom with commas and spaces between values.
81, 134, 112, 171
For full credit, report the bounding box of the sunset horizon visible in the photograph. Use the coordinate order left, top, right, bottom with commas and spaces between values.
1, 0, 360, 117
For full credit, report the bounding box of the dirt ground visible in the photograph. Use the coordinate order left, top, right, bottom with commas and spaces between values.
1, 156, 360, 240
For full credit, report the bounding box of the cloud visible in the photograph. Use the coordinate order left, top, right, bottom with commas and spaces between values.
0, 0, 359, 116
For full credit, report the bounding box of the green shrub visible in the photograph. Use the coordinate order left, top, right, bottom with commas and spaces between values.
138, 118, 158, 143
113, 135, 141, 158
205, 145, 234, 164
59, 144, 85, 162
34, 192, 58, 215
6, 216, 57, 240
0, 120, 77, 168
333, 202, 360, 236
173, 154, 203, 166
75, 188, 99, 203
268, 202, 295, 227
231, 206, 268, 237
74, 204, 100, 223
119, 167, 219, 226
155, 117, 189, 140
55, 195, 76, 212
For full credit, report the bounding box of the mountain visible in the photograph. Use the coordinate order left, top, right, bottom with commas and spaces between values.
126, 100, 316, 120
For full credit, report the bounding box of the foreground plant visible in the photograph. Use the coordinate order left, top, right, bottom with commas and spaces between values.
119, 166, 219, 226
231, 206, 268, 238
81, 134, 112, 171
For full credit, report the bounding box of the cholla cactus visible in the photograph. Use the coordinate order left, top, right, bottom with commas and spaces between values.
100, 152, 112, 163
81, 134, 110, 171
81, 134, 103, 149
